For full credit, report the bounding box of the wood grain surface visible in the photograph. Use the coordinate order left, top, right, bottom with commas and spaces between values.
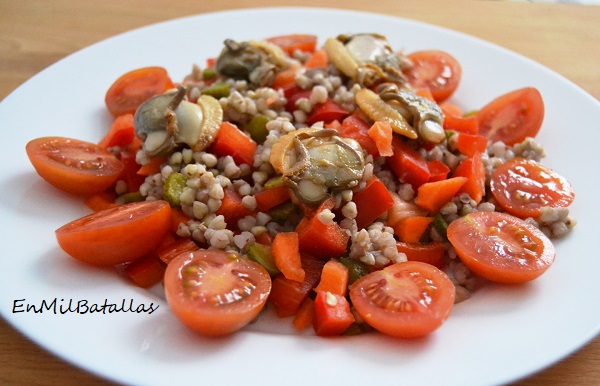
1, 1, 599, 385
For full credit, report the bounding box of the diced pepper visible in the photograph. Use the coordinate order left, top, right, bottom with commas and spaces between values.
314, 259, 349, 297
215, 189, 254, 228
254, 185, 291, 212
313, 291, 355, 336
352, 176, 395, 229
210, 121, 257, 167
123, 253, 165, 288
386, 137, 431, 189
271, 232, 305, 282
452, 153, 486, 203
427, 159, 451, 182
292, 297, 315, 331
269, 254, 324, 317
396, 241, 446, 269
393, 216, 434, 244
414, 177, 468, 213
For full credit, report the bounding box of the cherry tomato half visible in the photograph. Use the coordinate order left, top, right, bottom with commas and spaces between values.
164, 250, 272, 336
477, 87, 544, 146
403, 50, 462, 103
104, 66, 174, 117
490, 157, 575, 219
265, 34, 318, 55
447, 211, 555, 284
56, 200, 172, 266
26, 136, 124, 196
349, 261, 455, 338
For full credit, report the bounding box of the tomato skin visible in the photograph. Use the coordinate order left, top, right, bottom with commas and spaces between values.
447, 211, 555, 284
164, 250, 272, 336
490, 157, 575, 219
55, 200, 172, 266
26, 137, 124, 195
477, 87, 544, 145
349, 261, 455, 338
265, 34, 317, 55
105, 66, 174, 117
403, 50, 462, 102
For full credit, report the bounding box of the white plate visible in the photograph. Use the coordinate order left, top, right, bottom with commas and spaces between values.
1, 7, 599, 386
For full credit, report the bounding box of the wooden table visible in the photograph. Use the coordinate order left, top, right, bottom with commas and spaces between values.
1, 1, 599, 385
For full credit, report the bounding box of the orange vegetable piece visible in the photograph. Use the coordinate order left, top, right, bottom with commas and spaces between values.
156, 236, 199, 265
396, 241, 446, 269
296, 199, 349, 260
269, 254, 325, 317
254, 185, 291, 212
457, 133, 488, 156
452, 154, 486, 203
215, 189, 254, 228
137, 156, 167, 176
271, 67, 300, 97
98, 113, 135, 149
210, 121, 257, 167
393, 216, 434, 244
84, 192, 118, 212
305, 49, 328, 69
367, 121, 394, 157
292, 297, 315, 331
123, 253, 166, 288
272, 232, 305, 283
387, 137, 431, 189
314, 259, 349, 297
444, 114, 479, 134
414, 177, 468, 213
353, 176, 395, 229
313, 291, 355, 336
426, 159, 450, 182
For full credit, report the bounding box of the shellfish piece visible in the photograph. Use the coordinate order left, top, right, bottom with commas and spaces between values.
269, 128, 365, 205
380, 90, 445, 144
355, 88, 417, 139
133, 87, 223, 157
324, 34, 409, 87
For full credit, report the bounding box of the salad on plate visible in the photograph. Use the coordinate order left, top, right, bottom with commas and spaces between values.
25, 32, 576, 339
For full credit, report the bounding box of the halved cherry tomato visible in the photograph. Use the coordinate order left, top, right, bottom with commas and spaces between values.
26, 137, 124, 195
55, 200, 172, 266
164, 249, 272, 336
477, 87, 544, 145
447, 211, 555, 284
490, 157, 575, 219
349, 261, 455, 338
403, 50, 462, 102
105, 66, 174, 117
265, 34, 317, 55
